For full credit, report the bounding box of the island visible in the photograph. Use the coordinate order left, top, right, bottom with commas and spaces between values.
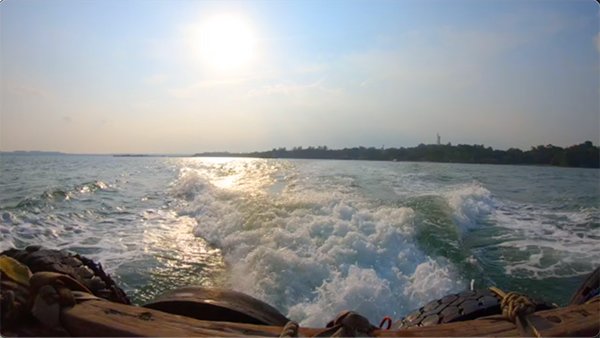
194, 141, 599, 168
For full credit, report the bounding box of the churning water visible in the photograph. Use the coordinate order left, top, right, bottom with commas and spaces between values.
1, 155, 598, 325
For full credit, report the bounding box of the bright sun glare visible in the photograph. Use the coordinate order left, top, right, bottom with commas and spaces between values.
194, 14, 257, 71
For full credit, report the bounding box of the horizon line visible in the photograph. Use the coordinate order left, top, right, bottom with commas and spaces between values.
1, 140, 597, 156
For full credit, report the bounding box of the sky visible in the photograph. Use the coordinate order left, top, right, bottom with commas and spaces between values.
1, 0, 598, 154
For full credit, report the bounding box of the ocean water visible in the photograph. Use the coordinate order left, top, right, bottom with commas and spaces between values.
1, 154, 598, 326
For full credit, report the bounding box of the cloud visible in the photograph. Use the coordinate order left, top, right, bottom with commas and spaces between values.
143, 73, 168, 85
245, 79, 340, 97
293, 64, 329, 75
168, 76, 255, 98
8, 85, 49, 98
338, 7, 582, 96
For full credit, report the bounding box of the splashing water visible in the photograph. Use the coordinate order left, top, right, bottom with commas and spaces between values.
1, 155, 598, 324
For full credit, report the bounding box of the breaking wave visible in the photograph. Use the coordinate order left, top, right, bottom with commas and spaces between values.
170, 159, 466, 325
2, 156, 597, 316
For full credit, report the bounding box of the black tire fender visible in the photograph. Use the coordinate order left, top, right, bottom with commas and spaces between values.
393, 288, 555, 329
0, 246, 130, 304
143, 286, 290, 326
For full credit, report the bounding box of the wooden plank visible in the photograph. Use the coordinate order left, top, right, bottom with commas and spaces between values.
378, 299, 600, 337
61, 300, 324, 337
534, 298, 600, 337
377, 316, 518, 337
60, 298, 599, 337
62, 300, 277, 337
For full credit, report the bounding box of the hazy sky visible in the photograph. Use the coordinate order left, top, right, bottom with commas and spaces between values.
1, 0, 598, 153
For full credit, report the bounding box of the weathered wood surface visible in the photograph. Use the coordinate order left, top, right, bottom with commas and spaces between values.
61, 298, 599, 337
382, 299, 599, 337
61, 300, 321, 337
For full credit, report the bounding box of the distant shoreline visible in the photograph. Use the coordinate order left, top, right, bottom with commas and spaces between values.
0, 150, 69, 156
2, 141, 598, 168
0, 152, 184, 157
194, 141, 599, 169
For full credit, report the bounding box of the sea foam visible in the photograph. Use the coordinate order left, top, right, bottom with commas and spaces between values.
491, 203, 600, 279
443, 182, 495, 231
171, 159, 466, 325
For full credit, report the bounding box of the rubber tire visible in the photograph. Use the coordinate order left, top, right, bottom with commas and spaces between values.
392, 289, 501, 329
144, 286, 290, 326
1, 246, 130, 304
393, 289, 554, 329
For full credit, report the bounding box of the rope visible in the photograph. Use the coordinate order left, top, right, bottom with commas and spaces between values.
378, 316, 392, 330
489, 286, 536, 322
489, 286, 540, 337
315, 311, 376, 337
279, 321, 299, 337
28, 271, 98, 333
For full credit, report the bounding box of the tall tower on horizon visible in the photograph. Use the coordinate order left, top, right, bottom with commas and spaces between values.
437, 133, 441, 145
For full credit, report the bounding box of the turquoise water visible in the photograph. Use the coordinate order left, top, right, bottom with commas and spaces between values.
1, 155, 598, 325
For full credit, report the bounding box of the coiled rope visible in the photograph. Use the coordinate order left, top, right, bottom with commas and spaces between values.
278, 321, 299, 337
489, 286, 540, 337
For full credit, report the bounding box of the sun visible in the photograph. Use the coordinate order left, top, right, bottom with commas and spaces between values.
194, 14, 257, 71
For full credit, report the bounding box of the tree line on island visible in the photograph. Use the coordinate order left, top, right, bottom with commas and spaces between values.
194, 141, 599, 168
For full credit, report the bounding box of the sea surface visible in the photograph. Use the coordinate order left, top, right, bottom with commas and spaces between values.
1, 155, 598, 325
